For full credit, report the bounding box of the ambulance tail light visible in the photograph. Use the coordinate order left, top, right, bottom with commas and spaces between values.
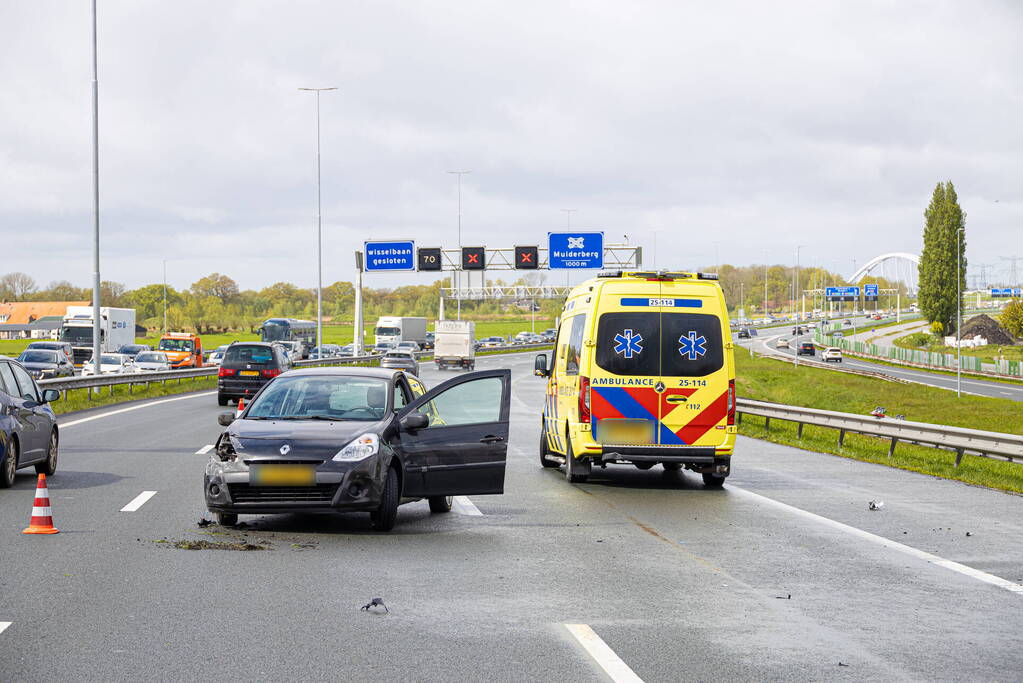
578, 376, 591, 423
726, 379, 736, 426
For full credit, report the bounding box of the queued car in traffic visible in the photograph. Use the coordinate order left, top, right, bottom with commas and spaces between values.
477, 336, 506, 349
207, 345, 230, 366
25, 341, 75, 366
371, 342, 396, 355
157, 333, 204, 369
422, 331, 435, 350
0, 356, 61, 487
217, 342, 291, 406
822, 347, 843, 362
396, 341, 421, 353
540, 328, 557, 343
133, 351, 172, 372
117, 343, 152, 359
16, 349, 75, 380
83, 353, 137, 375
205, 367, 510, 530
776, 338, 790, 349
380, 350, 420, 376
796, 342, 816, 356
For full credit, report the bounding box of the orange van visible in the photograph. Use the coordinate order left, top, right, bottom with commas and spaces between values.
157, 333, 204, 369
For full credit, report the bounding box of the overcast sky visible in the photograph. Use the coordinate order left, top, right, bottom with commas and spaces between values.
1, 0, 1020, 292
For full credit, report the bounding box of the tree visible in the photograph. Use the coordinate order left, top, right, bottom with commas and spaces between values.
38, 280, 89, 301
1001, 299, 1023, 339
191, 273, 239, 303
101, 281, 128, 307
0, 272, 38, 300
918, 181, 966, 334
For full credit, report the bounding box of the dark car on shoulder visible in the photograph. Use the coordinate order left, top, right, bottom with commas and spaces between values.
205, 367, 510, 531
16, 349, 75, 380
0, 356, 61, 487
217, 342, 291, 406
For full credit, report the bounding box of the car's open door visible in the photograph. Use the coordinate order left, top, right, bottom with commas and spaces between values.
396, 369, 510, 496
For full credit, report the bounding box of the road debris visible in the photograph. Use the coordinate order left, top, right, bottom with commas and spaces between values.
868, 500, 884, 511
775, 594, 791, 599
196, 517, 213, 528
361, 598, 388, 613
164, 539, 270, 551
838, 662, 850, 667
966, 532, 972, 537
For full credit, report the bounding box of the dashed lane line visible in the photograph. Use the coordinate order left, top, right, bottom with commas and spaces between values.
452, 496, 483, 516
60, 391, 217, 429
120, 491, 158, 512
0, 622, 11, 635
731, 485, 1023, 595
564, 624, 644, 683
195, 444, 215, 455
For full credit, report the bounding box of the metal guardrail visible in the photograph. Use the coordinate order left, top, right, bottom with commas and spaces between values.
736, 398, 1023, 466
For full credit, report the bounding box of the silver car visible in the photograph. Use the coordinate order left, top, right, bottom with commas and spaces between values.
380, 350, 419, 376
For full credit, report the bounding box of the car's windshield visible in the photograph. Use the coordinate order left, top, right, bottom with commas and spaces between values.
19, 350, 58, 364
158, 338, 194, 352
100, 355, 123, 364
375, 326, 400, 336
385, 352, 412, 359
225, 345, 274, 364
136, 352, 166, 363
60, 327, 94, 345
246, 375, 390, 421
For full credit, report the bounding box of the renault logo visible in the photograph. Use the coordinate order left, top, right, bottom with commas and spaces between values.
280, 444, 291, 455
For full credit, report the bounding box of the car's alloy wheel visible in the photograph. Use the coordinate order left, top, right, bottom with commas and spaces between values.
1, 440, 18, 488
35, 431, 57, 476
370, 466, 400, 531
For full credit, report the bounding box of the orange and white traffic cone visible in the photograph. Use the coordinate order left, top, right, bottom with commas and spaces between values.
22, 473, 59, 535
236, 397, 245, 417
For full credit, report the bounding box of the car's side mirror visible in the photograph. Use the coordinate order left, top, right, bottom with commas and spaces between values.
534, 354, 549, 377
218, 413, 235, 427
41, 389, 61, 403
400, 412, 429, 432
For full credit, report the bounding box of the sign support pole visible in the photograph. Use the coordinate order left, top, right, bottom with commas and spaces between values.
353, 251, 364, 356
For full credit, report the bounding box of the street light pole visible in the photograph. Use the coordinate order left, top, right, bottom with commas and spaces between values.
90, 0, 102, 370
162, 260, 167, 334
298, 86, 337, 357
448, 171, 471, 320
957, 225, 963, 398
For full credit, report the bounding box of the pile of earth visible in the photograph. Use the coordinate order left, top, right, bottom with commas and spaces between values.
959, 314, 1017, 345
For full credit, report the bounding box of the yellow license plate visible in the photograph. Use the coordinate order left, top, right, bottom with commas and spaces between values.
251, 465, 315, 486
239, 370, 260, 376
596, 419, 655, 445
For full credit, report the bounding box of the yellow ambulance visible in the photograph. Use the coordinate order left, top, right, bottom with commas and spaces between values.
534, 270, 736, 486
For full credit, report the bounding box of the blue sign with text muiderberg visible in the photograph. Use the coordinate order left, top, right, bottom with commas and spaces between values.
364, 240, 415, 272
548, 232, 604, 269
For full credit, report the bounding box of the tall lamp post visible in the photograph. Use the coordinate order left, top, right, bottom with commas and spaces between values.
298, 86, 337, 356
448, 171, 471, 320
162, 260, 167, 334
956, 225, 964, 397
90, 0, 102, 370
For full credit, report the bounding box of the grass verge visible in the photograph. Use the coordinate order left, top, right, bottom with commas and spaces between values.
54, 376, 217, 415
734, 352, 1023, 494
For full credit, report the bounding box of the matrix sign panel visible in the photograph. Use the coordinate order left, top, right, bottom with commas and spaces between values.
462, 246, 486, 270
864, 283, 879, 301
514, 245, 539, 269
548, 232, 604, 269
417, 247, 442, 271
991, 288, 1023, 298
825, 286, 860, 302
364, 240, 415, 271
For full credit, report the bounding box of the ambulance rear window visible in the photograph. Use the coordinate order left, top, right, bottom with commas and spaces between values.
594, 312, 723, 377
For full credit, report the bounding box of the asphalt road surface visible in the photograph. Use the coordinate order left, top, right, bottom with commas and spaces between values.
2, 351, 1022, 681
748, 326, 1023, 402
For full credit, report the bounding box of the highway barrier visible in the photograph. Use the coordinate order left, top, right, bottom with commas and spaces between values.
737, 397, 1023, 467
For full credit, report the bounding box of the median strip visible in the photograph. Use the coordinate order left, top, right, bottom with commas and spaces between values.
120, 491, 157, 512
452, 496, 483, 516
564, 624, 644, 683
731, 486, 1023, 595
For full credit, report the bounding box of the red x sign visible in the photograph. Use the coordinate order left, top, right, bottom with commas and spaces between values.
520, 252, 533, 263
467, 253, 479, 264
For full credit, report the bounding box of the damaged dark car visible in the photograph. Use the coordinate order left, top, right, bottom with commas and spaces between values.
205, 367, 510, 531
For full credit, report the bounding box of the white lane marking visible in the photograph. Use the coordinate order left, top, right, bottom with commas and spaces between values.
564, 624, 644, 683
731, 486, 1023, 595
0, 622, 11, 635
120, 491, 157, 512
452, 496, 483, 516
60, 391, 216, 429
195, 444, 215, 455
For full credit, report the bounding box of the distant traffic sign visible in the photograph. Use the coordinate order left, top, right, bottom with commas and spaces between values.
548, 232, 604, 269
864, 283, 879, 301
992, 287, 1022, 298
825, 286, 860, 302
514, 245, 538, 269
364, 240, 415, 271
417, 247, 442, 271
462, 246, 485, 270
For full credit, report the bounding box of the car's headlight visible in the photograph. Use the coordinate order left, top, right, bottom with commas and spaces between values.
332, 433, 379, 462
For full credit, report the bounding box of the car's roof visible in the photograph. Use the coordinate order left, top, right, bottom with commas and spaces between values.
283, 366, 402, 379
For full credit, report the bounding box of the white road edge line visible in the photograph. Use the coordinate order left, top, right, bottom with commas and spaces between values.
452, 496, 483, 516
731, 486, 1023, 595
195, 444, 215, 455
60, 391, 216, 429
564, 624, 644, 683
120, 491, 158, 512
0, 622, 11, 635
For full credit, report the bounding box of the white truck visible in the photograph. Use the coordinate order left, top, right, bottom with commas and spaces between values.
433, 320, 475, 371
59, 306, 136, 366
374, 316, 428, 347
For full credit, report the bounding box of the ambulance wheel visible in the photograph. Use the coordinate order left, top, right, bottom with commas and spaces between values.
540, 424, 560, 468
702, 472, 727, 488
565, 439, 590, 483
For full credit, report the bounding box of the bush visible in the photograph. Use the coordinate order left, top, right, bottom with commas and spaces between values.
904, 332, 931, 347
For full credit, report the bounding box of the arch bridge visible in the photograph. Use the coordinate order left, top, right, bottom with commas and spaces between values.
849, 252, 920, 293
